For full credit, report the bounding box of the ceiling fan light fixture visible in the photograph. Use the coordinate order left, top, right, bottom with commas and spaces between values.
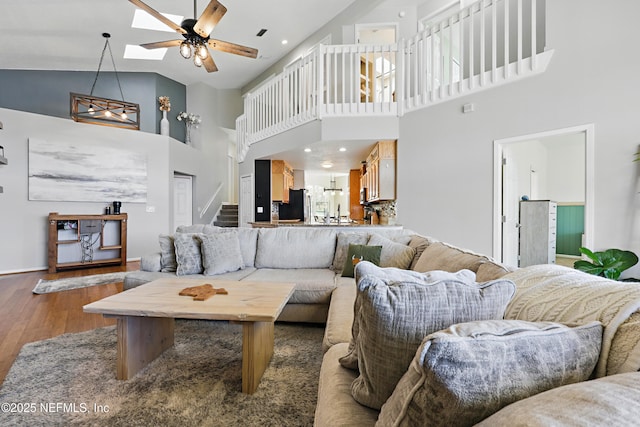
129, 0, 258, 73
196, 43, 208, 59
180, 40, 192, 59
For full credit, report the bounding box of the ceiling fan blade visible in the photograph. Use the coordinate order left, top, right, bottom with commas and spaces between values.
203, 54, 219, 73
140, 40, 183, 49
207, 39, 258, 59
193, 0, 227, 38
129, 0, 186, 35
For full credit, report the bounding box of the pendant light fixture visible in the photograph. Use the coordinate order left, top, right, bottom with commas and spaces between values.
324, 177, 343, 195
71, 33, 140, 130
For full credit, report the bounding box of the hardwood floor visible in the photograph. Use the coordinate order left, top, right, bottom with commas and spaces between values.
0, 262, 140, 385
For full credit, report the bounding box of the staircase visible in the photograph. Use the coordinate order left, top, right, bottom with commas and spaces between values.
214, 204, 239, 227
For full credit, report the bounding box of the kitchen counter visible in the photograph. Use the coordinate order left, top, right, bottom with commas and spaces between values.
248, 221, 403, 231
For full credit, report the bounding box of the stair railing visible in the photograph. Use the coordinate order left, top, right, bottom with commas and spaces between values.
237, 0, 550, 161
200, 181, 223, 221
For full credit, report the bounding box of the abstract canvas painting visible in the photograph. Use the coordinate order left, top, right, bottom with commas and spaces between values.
28, 138, 147, 203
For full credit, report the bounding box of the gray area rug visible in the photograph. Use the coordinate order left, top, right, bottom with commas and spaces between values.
0, 320, 324, 426
32, 272, 128, 294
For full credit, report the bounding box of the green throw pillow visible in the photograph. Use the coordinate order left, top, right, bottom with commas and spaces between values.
342, 244, 382, 277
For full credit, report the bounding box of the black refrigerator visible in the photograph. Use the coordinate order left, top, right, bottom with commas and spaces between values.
278, 189, 306, 221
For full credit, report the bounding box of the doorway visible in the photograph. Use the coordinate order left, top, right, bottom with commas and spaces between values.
173, 173, 193, 231
355, 23, 398, 103
493, 125, 595, 266
239, 174, 254, 228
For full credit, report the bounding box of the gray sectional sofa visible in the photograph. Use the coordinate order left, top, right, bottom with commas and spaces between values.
124, 224, 420, 323
125, 225, 640, 426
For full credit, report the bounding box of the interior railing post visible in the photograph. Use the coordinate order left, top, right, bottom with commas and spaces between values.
504, 0, 510, 79
517, 0, 523, 74
397, 38, 404, 116
316, 48, 323, 118
531, 0, 537, 70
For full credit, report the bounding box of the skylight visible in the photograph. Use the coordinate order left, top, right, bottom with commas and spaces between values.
124, 45, 167, 60
131, 9, 183, 32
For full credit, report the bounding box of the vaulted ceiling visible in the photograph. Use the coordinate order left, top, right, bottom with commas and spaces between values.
0, 0, 358, 89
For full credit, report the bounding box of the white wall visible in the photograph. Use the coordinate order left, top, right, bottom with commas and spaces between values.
505, 141, 548, 201
396, 0, 640, 278
0, 107, 214, 273
544, 133, 585, 203
185, 84, 243, 223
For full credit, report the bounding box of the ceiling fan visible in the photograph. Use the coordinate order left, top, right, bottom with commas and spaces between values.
129, 0, 258, 72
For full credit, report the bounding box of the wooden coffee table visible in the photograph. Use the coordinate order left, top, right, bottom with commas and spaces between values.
83, 278, 295, 394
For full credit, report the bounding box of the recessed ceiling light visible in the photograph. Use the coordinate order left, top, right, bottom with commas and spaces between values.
281, 39, 288, 45
304, 148, 311, 152
124, 44, 167, 60
339, 147, 346, 152
131, 10, 183, 32
322, 163, 333, 168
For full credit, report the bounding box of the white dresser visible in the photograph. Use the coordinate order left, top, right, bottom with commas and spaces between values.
519, 200, 557, 267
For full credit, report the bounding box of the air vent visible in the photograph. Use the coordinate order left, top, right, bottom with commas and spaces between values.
256, 29, 268, 37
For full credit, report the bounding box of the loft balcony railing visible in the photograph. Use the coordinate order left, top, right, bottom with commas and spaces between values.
237, 0, 552, 161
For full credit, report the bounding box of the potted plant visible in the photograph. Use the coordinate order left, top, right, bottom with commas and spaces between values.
573, 247, 638, 281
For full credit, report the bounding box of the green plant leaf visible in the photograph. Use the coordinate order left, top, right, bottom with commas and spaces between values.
603, 268, 621, 280
574, 260, 605, 276
578, 247, 602, 265
574, 248, 638, 280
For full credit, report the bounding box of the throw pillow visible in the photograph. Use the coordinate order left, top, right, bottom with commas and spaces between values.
158, 234, 177, 272
476, 260, 516, 282
367, 233, 416, 269
339, 264, 477, 371
174, 233, 204, 276
412, 241, 487, 273
206, 227, 258, 268
341, 244, 382, 278
408, 235, 436, 270
200, 231, 244, 276
332, 232, 370, 271
475, 372, 640, 427
343, 262, 516, 410
377, 320, 603, 427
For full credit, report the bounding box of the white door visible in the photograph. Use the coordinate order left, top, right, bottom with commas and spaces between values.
173, 174, 192, 231
501, 150, 520, 267
239, 174, 253, 228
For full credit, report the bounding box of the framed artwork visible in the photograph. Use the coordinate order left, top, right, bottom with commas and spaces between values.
28, 138, 147, 203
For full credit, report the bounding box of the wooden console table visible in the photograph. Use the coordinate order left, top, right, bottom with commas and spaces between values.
47, 212, 127, 273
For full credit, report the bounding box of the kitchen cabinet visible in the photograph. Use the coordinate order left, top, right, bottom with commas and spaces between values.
363, 140, 396, 202
519, 200, 557, 267
349, 169, 364, 222
272, 160, 294, 203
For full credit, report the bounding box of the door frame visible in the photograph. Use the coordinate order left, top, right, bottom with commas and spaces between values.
239, 173, 254, 228
492, 124, 595, 262
172, 173, 193, 232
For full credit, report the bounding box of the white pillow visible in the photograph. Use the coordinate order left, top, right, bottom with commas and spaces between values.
378, 320, 603, 426
342, 261, 516, 410
367, 233, 416, 269
200, 231, 244, 276
174, 233, 204, 276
